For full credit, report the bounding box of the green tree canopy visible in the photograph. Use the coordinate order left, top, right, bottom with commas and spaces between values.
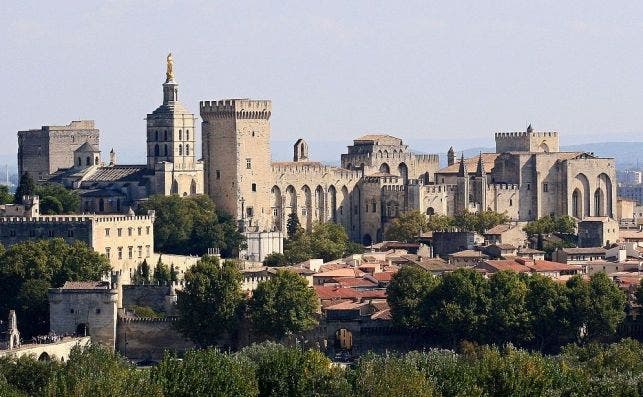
175, 255, 245, 347
286, 212, 301, 240
152, 257, 172, 285
0, 239, 110, 337
249, 270, 319, 339
585, 272, 627, 340
240, 342, 351, 397
485, 271, 532, 345
138, 194, 246, 257
387, 266, 439, 329
453, 209, 510, 234
34, 183, 80, 214
525, 274, 572, 350
524, 215, 577, 237
385, 210, 450, 242
424, 268, 490, 346
14, 173, 35, 204
151, 349, 258, 397
284, 222, 358, 264
45, 346, 162, 397
262, 252, 288, 267
0, 185, 13, 205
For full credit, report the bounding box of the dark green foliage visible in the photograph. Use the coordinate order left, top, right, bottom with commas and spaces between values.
35, 183, 80, 214
452, 209, 510, 234
0, 185, 13, 204
14, 173, 35, 204
175, 255, 245, 347
1, 340, 643, 396
0, 355, 58, 396
129, 305, 164, 318
0, 239, 110, 337
240, 342, 351, 397
350, 354, 438, 397
249, 270, 319, 339
387, 266, 439, 329
131, 259, 151, 284
151, 349, 258, 397
389, 268, 627, 350
284, 222, 355, 264
152, 257, 172, 284
45, 346, 162, 397
424, 268, 490, 346
524, 215, 577, 237
39, 196, 63, 215
138, 194, 246, 257
262, 252, 288, 267
286, 212, 301, 240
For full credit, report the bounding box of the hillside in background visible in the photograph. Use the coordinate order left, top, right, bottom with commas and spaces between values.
272, 140, 643, 171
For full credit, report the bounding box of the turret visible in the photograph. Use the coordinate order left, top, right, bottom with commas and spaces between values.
447, 146, 455, 166
475, 153, 485, 177
457, 153, 466, 177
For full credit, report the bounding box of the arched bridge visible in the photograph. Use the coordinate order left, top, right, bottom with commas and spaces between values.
0, 336, 90, 361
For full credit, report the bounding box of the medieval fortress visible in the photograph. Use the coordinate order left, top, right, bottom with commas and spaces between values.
15, 55, 616, 249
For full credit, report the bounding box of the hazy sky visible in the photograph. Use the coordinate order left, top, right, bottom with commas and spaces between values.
2, 1, 643, 163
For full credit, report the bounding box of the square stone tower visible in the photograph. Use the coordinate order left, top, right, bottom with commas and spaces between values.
200, 99, 272, 232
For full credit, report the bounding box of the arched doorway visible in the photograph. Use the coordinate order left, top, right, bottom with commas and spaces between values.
594, 188, 605, 217
426, 207, 435, 216
328, 185, 337, 222
38, 352, 51, 361
190, 179, 197, 195
76, 323, 89, 337
363, 234, 372, 246
572, 189, 581, 218
379, 163, 390, 174
271, 185, 282, 230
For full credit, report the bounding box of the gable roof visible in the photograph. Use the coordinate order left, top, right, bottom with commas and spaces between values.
437, 153, 499, 174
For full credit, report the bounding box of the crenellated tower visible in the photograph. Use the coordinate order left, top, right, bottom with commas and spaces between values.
200, 99, 273, 232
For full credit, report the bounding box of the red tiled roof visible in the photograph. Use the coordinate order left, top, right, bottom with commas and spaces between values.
336, 277, 378, 288
314, 286, 362, 300
373, 272, 396, 282
527, 260, 578, 272
480, 260, 530, 272
359, 289, 387, 299
371, 308, 392, 320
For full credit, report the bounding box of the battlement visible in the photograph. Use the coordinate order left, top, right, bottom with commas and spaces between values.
494, 131, 558, 139
199, 99, 272, 120
0, 212, 155, 224
119, 316, 178, 324
271, 163, 362, 180
424, 184, 457, 193
487, 183, 519, 190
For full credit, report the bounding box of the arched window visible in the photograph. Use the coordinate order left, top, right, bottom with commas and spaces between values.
179, 130, 182, 140
185, 144, 190, 155
178, 144, 183, 155
164, 145, 168, 156
86, 156, 91, 166
186, 130, 190, 140
164, 130, 168, 141
154, 144, 159, 156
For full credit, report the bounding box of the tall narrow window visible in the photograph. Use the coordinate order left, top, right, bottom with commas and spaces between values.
246, 158, 252, 169
185, 144, 190, 155
186, 130, 190, 140
179, 130, 182, 140
179, 144, 183, 155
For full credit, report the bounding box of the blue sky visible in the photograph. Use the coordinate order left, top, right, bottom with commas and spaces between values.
2, 1, 643, 163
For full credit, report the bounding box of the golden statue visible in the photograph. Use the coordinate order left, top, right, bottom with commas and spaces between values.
166, 52, 174, 82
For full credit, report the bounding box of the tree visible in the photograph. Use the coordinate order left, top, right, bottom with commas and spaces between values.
453, 209, 509, 234
424, 268, 490, 346
39, 196, 63, 215
286, 212, 301, 240
240, 342, 351, 397
524, 215, 577, 237
45, 346, 162, 397
387, 266, 439, 329
34, 183, 80, 214
0, 185, 13, 204
0, 355, 58, 397
262, 252, 288, 267
152, 257, 172, 284
249, 270, 319, 339
585, 272, 626, 340
485, 271, 532, 345
151, 349, 258, 397
385, 210, 431, 242
175, 256, 245, 347
131, 260, 151, 284
138, 194, 245, 257
14, 173, 35, 204
350, 354, 437, 397
0, 239, 110, 337
524, 274, 572, 351
283, 222, 354, 264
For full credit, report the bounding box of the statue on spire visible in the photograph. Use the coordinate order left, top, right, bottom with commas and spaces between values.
166, 53, 174, 82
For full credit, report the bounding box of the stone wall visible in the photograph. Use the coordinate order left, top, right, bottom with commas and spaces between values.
116, 317, 194, 360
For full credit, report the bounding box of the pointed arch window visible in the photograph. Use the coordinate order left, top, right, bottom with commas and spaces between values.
179, 144, 183, 155
185, 144, 190, 155
179, 130, 182, 140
